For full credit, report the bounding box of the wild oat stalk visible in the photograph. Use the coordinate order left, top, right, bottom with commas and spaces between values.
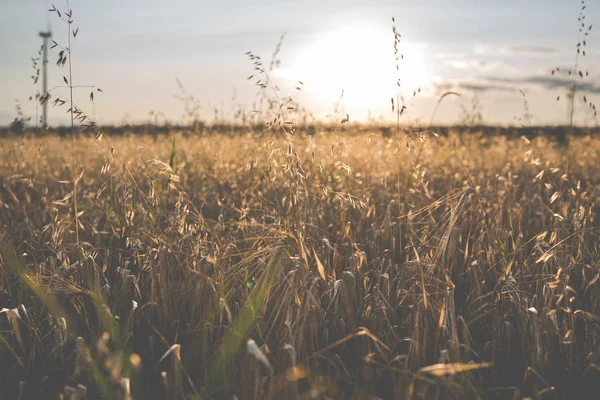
66, 4, 79, 246
174, 78, 203, 128
552, 0, 596, 127
513, 89, 533, 127
391, 17, 421, 132
47, 1, 102, 246
29, 45, 43, 128
245, 49, 303, 136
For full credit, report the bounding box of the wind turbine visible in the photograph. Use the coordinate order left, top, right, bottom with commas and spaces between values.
39, 25, 52, 128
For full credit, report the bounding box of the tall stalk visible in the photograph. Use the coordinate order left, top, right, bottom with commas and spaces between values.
46, 1, 105, 248
552, 1, 595, 129
568, 10, 584, 129
67, 12, 80, 246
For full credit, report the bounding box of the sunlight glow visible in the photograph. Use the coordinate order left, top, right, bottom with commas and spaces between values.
275, 23, 430, 118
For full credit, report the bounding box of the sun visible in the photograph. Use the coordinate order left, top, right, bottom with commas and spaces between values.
275, 23, 430, 119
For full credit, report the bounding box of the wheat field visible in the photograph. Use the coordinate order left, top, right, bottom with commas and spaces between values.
1, 127, 600, 399
2, 0, 600, 398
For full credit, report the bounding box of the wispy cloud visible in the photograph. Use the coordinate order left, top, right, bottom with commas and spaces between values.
434, 74, 600, 95
475, 44, 562, 56
443, 59, 502, 71
433, 52, 466, 60
433, 79, 514, 94
485, 75, 600, 94
502, 45, 561, 55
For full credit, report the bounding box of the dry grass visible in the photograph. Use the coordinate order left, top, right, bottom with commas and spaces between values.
1, 127, 600, 399
1, 4, 599, 398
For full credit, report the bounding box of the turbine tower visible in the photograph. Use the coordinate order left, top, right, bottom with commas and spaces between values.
39, 27, 52, 128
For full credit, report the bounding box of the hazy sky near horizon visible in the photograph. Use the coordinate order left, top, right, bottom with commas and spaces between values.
1, 0, 599, 126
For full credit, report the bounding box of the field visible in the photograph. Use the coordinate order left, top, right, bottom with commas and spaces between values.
1, 126, 600, 399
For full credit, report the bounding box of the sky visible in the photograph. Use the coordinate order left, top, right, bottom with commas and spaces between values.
1, 0, 599, 127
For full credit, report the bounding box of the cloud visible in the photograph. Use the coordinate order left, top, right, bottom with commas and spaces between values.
433, 79, 514, 94
484, 75, 600, 94
502, 45, 560, 55
433, 52, 466, 60
475, 44, 561, 56
434, 74, 600, 95
458, 82, 515, 92
443, 59, 502, 71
